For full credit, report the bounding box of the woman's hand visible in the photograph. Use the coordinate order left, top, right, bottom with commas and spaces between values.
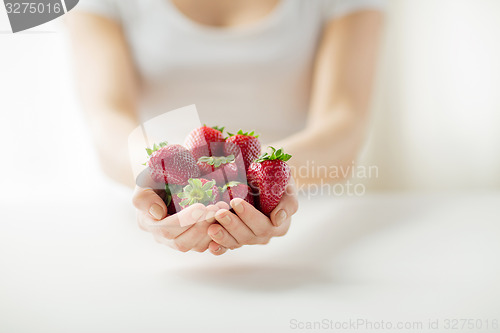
206, 179, 299, 255
132, 185, 230, 253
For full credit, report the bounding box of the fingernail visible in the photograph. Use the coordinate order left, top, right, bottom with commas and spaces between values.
205, 210, 215, 222
149, 204, 165, 220
211, 229, 223, 239
218, 213, 231, 225
231, 199, 244, 214
214, 245, 221, 252
276, 210, 287, 226
191, 208, 204, 222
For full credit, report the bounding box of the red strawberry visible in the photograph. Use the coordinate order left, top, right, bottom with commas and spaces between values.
220, 181, 254, 206
146, 142, 200, 185
224, 130, 261, 170
185, 125, 225, 160
168, 193, 182, 215
175, 178, 219, 209
247, 147, 292, 216
164, 183, 183, 215
197, 155, 241, 185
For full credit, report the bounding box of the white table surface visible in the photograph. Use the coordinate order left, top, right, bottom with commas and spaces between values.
1, 187, 499, 333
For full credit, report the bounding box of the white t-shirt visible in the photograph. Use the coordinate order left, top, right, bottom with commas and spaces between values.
76, 0, 385, 142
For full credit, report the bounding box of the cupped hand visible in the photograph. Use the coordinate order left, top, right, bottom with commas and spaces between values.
132, 181, 230, 253
206, 178, 299, 255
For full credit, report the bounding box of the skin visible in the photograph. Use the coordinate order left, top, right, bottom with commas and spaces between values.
66, 0, 383, 254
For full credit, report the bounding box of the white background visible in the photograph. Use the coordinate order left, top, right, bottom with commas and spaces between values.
361, 0, 500, 191
0, 1, 499, 333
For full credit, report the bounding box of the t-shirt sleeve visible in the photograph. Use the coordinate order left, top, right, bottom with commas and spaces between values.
322, 0, 387, 21
75, 0, 120, 21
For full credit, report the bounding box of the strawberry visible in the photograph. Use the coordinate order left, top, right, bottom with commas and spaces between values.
185, 125, 225, 160
168, 192, 182, 215
175, 178, 219, 209
247, 147, 292, 216
164, 183, 183, 215
197, 155, 241, 186
224, 130, 261, 170
146, 142, 200, 185
220, 181, 254, 206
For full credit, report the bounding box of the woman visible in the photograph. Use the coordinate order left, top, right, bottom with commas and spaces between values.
66, 0, 384, 255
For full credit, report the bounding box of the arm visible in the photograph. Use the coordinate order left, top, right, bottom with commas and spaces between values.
67, 12, 224, 253
65, 12, 139, 188
272, 10, 384, 184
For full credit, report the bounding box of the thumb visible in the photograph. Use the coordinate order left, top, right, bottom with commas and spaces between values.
270, 178, 298, 227
132, 186, 168, 221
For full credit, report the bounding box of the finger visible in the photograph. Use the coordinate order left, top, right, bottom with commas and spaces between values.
146, 203, 210, 240
174, 218, 213, 252
208, 241, 228, 256
204, 205, 220, 223
270, 179, 299, 227
140, 211, 191, 239
192, 236, 212, 253
273, 217, 292, 237
207, 222, 240, 249
229, 198, 274, 238
174, 232, 212, 253
136, 212, 147, 231
151, 232, 181, 251
132, 186, 167, 221
215, 201, 230, 210
213, 209, 256, 245
177, 203, 210, 227
137, 211, 150, 231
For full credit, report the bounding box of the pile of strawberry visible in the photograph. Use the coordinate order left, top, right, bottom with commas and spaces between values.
144, 125, 292, 216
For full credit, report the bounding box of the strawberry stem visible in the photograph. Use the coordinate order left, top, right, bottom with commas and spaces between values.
227, 129, 259, 138
255, 146, 292, 163
198, 155, 235, 167
176, 178, 216, 207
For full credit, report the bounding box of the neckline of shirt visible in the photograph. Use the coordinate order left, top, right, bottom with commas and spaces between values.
160, 0, 292, 37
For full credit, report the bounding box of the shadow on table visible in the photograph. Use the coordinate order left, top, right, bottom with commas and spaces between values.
169, 195, 441, 292
171, 264, 334, 292
285, 194, 432, 265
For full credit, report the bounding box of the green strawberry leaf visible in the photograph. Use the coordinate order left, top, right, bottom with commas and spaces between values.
192, 178, 203, 188
198, 156, 212, 163
143, 141, 169, 164
212, 125, 225, 133
177, 178, 217, 207
198, 155, 234, 167
255, 146, 292, 163
227, 129, 259, 138
201, 180, 215, 191
222, 181, 241, 192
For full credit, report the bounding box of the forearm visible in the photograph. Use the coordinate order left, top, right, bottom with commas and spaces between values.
276, 11, 383, 185
66, 12, 141, 188
271, 106, 368, 184
86, 107, 139, 188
